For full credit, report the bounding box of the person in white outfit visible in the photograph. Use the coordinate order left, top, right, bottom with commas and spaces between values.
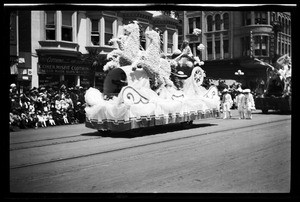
221, 89, 233, 119
236, 88, 245, 119
243, 89, 255, 119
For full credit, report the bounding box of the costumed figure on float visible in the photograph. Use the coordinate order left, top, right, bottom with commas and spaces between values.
84, 22, 220, 133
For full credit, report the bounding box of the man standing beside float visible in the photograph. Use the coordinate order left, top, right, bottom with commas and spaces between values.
243, 89, 256, 119
221, 89, 233, 119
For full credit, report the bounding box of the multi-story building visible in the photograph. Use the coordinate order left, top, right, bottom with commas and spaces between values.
9, 10, 180, 92
183, 11, 292, 90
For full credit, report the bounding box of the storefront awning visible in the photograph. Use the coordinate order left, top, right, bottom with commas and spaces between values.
240, 58, 274, 70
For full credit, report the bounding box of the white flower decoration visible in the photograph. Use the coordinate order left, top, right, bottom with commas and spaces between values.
193, 28, 202, 36
197, 44, 205, 51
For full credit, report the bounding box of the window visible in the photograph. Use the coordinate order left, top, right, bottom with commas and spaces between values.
195, 43, 201, 58
242, 36, 250, 56
207, 41, 213, 60
45, 11, 55, 40
215, 14, 221, 31
207, 15, 213, 32
178, 27, 182, 36
285, 43, 288, 55
105, 19, 113, 45
62, 11, 73, 41
261, 36, 268, 56
254, 35, 268, 56
168, 31, 173, 53
223, 39, 229, 58
91, 19, 100, 45
255, 12, 267, 24
223, 13, 229, 30
244, 12, 251, 25
284, 18, 288, 34
215, 40, 220, 59
195, 17, 201, 29
272, 12, 276, 23
188, 18, 193, 34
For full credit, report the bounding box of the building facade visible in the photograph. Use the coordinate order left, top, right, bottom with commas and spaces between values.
183, 11, 292, 90
9, 10, 180, 91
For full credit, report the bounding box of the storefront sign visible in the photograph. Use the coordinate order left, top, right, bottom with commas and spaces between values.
189, 35, 200, 42
38, 55, 91, 76
39, 75, 60, 87
80, 76, 90, 87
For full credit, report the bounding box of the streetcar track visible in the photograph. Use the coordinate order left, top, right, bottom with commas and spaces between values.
10, 118, 290, 170
10, 136, 101, 151
10, 134, 90, 145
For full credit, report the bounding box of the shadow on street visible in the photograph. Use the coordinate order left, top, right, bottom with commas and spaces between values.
81, 123, 218, 139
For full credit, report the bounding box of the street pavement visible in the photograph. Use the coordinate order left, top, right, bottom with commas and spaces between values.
9, 110, 291, 193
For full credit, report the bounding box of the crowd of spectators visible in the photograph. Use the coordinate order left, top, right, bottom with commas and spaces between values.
9, 83, 87, 132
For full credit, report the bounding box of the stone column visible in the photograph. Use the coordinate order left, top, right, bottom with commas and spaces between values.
112, 19, 118, 48
145, 26, 150, 49
220, 32, 224, 59
251, 11, 255, 25
77, 11, 88, 53
173, 31, 178, 52
212, 33, 215, 60
56, 11, 62, 41
72, 11, 77, 42
163, 29, 168, 54
100, 17, 105, 46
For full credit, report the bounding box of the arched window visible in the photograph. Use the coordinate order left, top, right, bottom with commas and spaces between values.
207, 15, 213, 32
280, 16, 284, 33
223, 13, 229, 30
288, 20, 291, 35
215, 14, 221, 30
284, 18, 287, 34
272, 12, 276, 22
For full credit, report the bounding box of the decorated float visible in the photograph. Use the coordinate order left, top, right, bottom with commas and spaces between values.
84, 22, 220, 133
255, 54, 292, 113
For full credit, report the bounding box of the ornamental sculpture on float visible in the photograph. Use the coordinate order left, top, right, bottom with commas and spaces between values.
84, 22, 221, 132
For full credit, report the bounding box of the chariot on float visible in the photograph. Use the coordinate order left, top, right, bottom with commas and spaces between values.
84, 21, 220, 133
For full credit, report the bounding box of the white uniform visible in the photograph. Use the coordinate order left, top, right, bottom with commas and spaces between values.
243, 92, 255, 119
236, 93, 245, 119
222, 92, 233, 119
222, 93, 233, 112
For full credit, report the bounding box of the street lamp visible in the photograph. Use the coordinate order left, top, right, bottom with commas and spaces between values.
235, 69, 244, 76
235, 69, 244, 87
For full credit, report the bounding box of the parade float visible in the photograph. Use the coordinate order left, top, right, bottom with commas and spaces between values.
255, 54, 292, 113
84, 22, 220, 133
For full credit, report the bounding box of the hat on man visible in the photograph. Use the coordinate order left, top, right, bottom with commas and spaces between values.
10, 83, 16, 88
223, 89, 228, 93
174, 71, 188, 78
237, 88, 243, 92
243, 89, 251, 93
